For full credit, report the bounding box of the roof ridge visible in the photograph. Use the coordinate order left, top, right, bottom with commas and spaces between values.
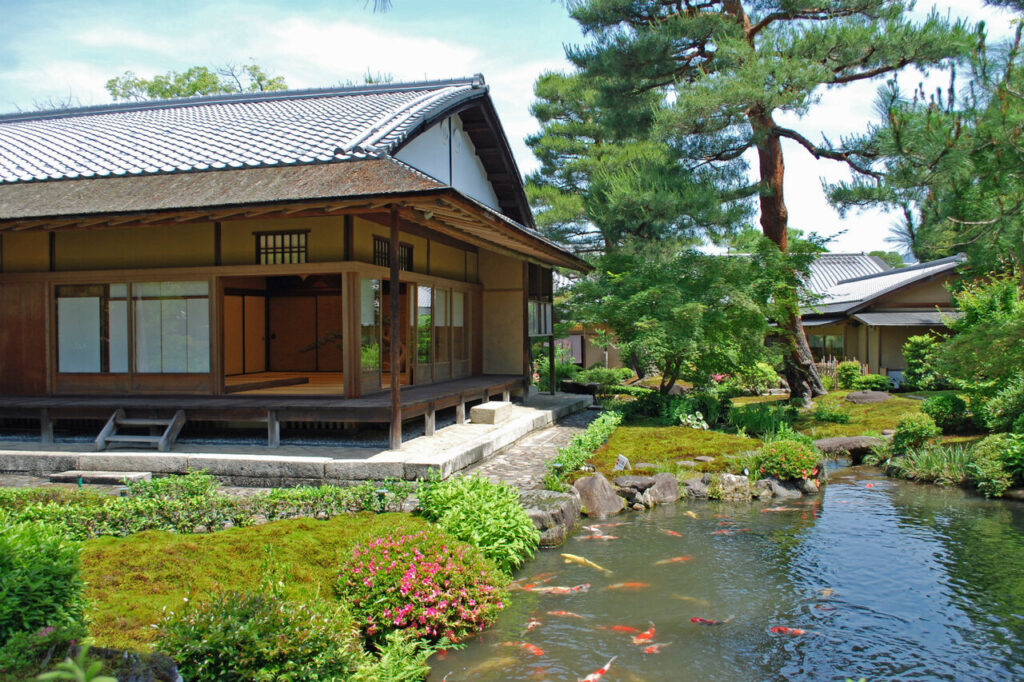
834, 253, 964, 285
0, 74, 486, 123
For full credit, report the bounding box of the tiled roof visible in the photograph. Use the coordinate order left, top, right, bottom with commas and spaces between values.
804, 253, 892, 295
0, 76, 486, 184
811, 254, 966, 314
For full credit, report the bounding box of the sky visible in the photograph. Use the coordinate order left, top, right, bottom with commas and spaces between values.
0, 0, 1016, 257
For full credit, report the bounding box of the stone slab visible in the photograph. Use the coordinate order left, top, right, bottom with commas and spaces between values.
470, 401, 515, 424
325, 459, 405, 481
186, 454, 329, 479
0, 452, 79, 474
76, 453, 188, 475
50, 470, 151, 484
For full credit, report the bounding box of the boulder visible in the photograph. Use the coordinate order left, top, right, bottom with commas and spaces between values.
752, 479, 774, 499
573, 473, 626, 517
613, 475, 657, 492
719, 473, 751, 501
1003, 488, 1024, 502
796, 477, 820, 495
646, 472, 680, 505
561, 380, 601, 395
519, 489, 583, 548
615, 486, 643, 506
765, 477, 803, 499
845, 390, 891, 404
814, 436, 883, 457
684, 476, 710, 499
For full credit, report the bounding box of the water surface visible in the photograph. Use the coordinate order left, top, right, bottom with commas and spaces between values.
430, 467, 1024, 681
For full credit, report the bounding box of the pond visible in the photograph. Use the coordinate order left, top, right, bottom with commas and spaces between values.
430, 466, 1024, 681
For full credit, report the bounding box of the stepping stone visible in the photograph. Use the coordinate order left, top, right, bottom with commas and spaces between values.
694, 456, 715, 463
49, 470, 151, 485
470, 401, 515, 424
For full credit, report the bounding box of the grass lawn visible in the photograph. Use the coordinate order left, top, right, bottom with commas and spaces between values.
795, 390, 924, 438
82, 513, 429, 651
591, 421, 758, 476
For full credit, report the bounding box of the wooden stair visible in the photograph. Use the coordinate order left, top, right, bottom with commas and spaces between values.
94, 409, 186, 452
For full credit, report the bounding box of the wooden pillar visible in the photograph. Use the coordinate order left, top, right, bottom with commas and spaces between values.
40, 409, 53, 445
456, 397, 466, 424
522, 262, 531, 391
389, 207, 403, 451
548, 334, 556, 396
424, 404, 435, 436
267, 409, 280, 448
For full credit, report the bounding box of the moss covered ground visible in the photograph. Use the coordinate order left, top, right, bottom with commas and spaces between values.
591, 421, 758, 476
794, 390, 924, 438
81, 513, 429, 651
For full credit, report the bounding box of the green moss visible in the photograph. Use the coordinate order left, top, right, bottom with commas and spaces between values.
730, 394, 788, 406
81, 513, 429, 651
795, 390, 924, 438
591, 423, 758, 476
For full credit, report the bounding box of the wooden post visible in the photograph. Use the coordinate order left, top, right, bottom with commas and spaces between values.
424, 404, 435, 436
456, 397, 466, 424
522, 262, 531, 391
548, 334, 556, 396
389, 207, 403, 451
40, 409, 53, 445
267, 409, 280, 448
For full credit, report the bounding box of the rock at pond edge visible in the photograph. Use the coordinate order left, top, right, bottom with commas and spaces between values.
573, 473, 626, 518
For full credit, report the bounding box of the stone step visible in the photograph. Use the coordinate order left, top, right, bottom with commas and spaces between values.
105, 435, 163, 444
49, 470, 152, 485
470, 400, 515, 425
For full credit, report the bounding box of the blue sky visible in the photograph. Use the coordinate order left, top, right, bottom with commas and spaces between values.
0, 0, 1014, 256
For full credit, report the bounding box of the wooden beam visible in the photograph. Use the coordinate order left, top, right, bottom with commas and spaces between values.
389, 206, 403, 451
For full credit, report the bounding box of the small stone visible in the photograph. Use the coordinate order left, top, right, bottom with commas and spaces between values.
694, 456, 715, 463
881, 429, 895, 436
844, 390, 891, 404
677, 460, 697, 468
636, 462, 658, 470
631, 503, 646, 511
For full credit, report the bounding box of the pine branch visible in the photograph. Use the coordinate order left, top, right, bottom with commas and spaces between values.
773, 125, 882, 178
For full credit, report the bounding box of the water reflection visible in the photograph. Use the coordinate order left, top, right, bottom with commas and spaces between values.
430, 468, 1024, 681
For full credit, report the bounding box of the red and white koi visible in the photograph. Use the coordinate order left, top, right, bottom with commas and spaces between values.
526, 583, 591, 595
501, 641, 545, 656
547, 610, 586, 619
691, 616, 732, 626
606, 581, 651, 591
761, 506, 798, 512
654, 556, 692, 565
579, 656, 616, 682
659, 529, 683, 537
632, 624, 656, 645
578, 534, 619, 541
525, 617, 542, 632
769, 626, 807, 636
642, 642, 669, 654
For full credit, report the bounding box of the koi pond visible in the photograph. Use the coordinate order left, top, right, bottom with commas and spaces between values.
430, 465, 1024, 681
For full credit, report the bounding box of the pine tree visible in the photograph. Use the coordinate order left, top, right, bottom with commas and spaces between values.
549, 0, 972, 398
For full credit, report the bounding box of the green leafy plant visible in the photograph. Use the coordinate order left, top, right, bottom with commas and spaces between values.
967, 435, 1016, 498
851, 374, 892, 391
546, 410, 622, 489
724, 362, 780, 395
836, 361, 862, 389
921, 394, 968, 434
755, 439, 820, 481
350, 630, 445, 682
887, 444, 973, 485
678, 411, 709, 430
575, 367, 632, 394
0, 522, 85, 645
335, 528, 506, 643
984, 372, 1024, 433
813, 397, 851, 424
727, 402, 798, 436
417, 475, 538, 575
0, 623, 85, 681
821, 374, 835, 391
534, 346, 579, 392
35, 646, 115, 682
902, 334, 949, 390
125, 470, 219, 499
889, 413, 942, 456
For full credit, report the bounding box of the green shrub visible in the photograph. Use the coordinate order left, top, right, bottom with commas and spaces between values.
350, 630, 442, 682
889, 413, 941, 456
723, 362, 780, 395
821, 374, 835, 391
534, 348, 578, 392
0, 488, 107, 512
887, 444, 973, 485
902, 334, 949, 390
921, 394, 968, 434
126, 470, 219, 499
255, 480, 413, 519
756, 439, 820, 481
417, 475, 538, 575
546, 410, 622, 489
984, 372, 1024, 433
727, 402, 798, 436
575, 367, 625, 393
967, 435, 1017, 498
158, 587, 362, 682
34, 646, 115, 682
335, 528, 506, 643
0, 522, 85, 647
687, 388, 732, 426
851, 374, 892, 391
836, 361, 862, 389
813, 397, 851, 424
0, 623, 85, 681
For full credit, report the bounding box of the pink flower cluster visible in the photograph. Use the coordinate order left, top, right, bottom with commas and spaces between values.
336, 529, 506, 643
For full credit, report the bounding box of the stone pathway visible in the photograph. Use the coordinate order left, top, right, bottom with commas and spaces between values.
461, 408, 599, 490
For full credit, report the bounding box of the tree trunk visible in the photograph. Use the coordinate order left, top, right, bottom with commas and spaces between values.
750, 109, 826, 401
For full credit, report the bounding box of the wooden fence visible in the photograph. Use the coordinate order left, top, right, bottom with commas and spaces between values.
814, 357, 868, 387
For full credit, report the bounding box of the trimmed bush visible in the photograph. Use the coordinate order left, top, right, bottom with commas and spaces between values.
756, 439, 820, 481
158, 587, 363, 682
890, 413, 941, 456
902, 334, 948, 390
984, 372, 1024, 433
0, 522, 85, 646
921, 394, 968, 434
821, 374, 835, 391
836, 361, 862, 389
813, 397, 851, 424
335, 528, 506, 643
851, 374, 893, 391
418, 475, 538, 575
967, 435, 1017, 498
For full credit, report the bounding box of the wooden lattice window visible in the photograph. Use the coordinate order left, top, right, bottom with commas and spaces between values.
256, 231, 308, 264
372, 236, 413, 271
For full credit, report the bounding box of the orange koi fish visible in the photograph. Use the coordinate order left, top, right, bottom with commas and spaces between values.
606, 581, 651, 591
632, 624, 656, 645
596, 624, 641, 635
501, 641, 545, 656
528, 583, 591, 595
578, 534, 619, 541
579, 656, 617, 682
711, 529, 733, 535
659, 529, 683, 537
691, 616, 732, 626
642, 642, 669, 654
769, 626, 807, 636
865, 483, 875, 488
654, 556, 692, 565
547, 610, 586, 619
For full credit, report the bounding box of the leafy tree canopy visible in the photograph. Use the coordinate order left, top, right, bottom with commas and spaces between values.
106, 63, 287, 101
869, 250, 905, 268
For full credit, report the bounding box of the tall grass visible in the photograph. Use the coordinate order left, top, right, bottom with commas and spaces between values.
886, 444, 974, 486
